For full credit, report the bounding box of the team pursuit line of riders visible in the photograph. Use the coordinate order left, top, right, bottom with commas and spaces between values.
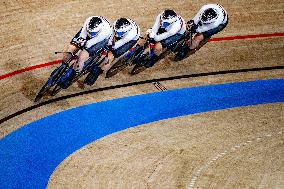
35, 3, 228, 102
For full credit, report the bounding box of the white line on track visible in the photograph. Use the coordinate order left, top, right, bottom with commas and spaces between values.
187, 131, 283, 189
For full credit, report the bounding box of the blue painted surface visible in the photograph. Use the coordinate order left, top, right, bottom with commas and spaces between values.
0, 79, 284, 188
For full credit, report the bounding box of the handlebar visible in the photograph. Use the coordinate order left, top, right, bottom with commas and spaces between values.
54, 51, 78, 65
55, 51, 76, 57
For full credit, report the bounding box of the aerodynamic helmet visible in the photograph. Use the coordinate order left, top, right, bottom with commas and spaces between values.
86, 16, 104, 38
161, 9, 178, 28
201, 8, 218, 24
114, 18, 132, 38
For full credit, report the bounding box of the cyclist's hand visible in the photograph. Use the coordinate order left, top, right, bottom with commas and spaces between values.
146, 28, 152, 35
76, 37, 86, 47
148, 37, 156, 44
148, 31, 155, 39
186, 20, 197, 32
106, 45, 113, 51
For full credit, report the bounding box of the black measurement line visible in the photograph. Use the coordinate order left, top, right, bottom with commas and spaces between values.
1, 65, 283, 125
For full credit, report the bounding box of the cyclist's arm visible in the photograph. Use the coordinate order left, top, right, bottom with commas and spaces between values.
113, 25, 140, 49
148, 14, 162, 38
85, 24, 112, 49
154, 20, 181, 41
76, 17, 91, 40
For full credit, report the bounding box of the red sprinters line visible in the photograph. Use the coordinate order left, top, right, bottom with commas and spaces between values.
0, 60, 62, 80
0, 32, 283, 81
209, 32, 284, 42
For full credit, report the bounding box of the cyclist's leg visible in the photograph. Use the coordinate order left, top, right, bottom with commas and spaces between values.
191, 20, 228, 51
124, 39, 144, 60
77, 38, 108, 71
61, 39, 107, 87
104, 40, 138, 71
160, 33, 184, 52
113, 40, 138, 59
58, 66, 77, 89
82, 39, 109, 85
59, 43, 80, 87
75, 49, 89, 72
99, 51, 114, 72
190, 33, 205, 50
144, 33, 183, 67
192, 35, 211, 54
63, 29, 83, 63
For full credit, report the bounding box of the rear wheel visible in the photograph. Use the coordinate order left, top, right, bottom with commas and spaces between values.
34, 63, 68, 102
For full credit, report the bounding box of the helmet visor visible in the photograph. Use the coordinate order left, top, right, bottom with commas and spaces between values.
116, 31, 126, 38
162, 21, 171, 28
88, 31, 99, 38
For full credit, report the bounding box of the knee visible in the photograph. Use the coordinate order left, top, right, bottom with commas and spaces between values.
194, 33, 205, 43
107, 51, 114, 62
67, 44, 78, 52
191, 33, 205, 49
99, 52, 113, 71
154, 42, 163, 55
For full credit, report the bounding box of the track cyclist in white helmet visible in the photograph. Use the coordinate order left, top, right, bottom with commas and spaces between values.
142, 9, 186, 67
59, 16, 112, 88
176, 4, 228, 59
84, 17, 141, 84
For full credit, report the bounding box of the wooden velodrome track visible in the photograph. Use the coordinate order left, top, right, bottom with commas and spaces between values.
0, 0, 284, 188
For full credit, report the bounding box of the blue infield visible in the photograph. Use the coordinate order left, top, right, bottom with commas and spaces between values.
0, 79, 284, 188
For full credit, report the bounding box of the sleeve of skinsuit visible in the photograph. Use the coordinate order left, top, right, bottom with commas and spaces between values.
192, 5, 207, 25
113, 19, 140, 49
78, 17, 91, 39
71, 17, 90, 43
133, 19, 141, 39
153, 17, 182, 41
148, 14, 162, 38
85, 20, 112, 49
107, 32, 115, 46
107, 23, 116, 46
193, 4, 227, 33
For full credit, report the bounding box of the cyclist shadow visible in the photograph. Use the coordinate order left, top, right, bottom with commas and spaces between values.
27, 67, 56, 102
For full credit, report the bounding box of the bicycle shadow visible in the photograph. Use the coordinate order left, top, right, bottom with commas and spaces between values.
3, 57, 57, 102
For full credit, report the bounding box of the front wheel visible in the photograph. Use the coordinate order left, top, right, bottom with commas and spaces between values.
34, 82, 52, 102
50, 84, 62, 96
130, 53, 152, 75
106, 60, 128, 78
174, 44, 190, 61
130, 63, 147, 75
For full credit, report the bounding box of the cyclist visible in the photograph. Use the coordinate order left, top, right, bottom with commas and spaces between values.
84, 17, 141, 85
141, 9, 186, 67
177, 3, 228, 59
59, 16, 112, 88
